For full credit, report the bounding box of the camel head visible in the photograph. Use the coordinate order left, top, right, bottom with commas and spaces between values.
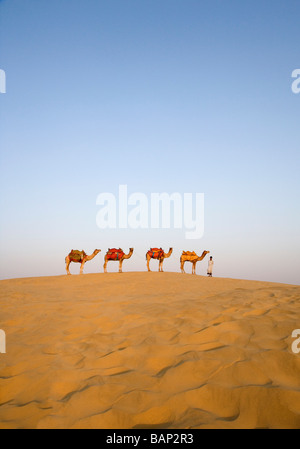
94, 249, 101, 255
202, 250, 210, 257
123, 248, 134, 259
165, 248, 173, 257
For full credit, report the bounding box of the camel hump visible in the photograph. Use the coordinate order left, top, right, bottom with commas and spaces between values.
107, 248, 125, 260
107, 248, 124, 254
69, 250, 86, 262
182, 251, 196, 256
148, 248, 164, 259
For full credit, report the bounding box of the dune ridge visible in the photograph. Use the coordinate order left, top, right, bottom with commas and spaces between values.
0, 272, 299, 429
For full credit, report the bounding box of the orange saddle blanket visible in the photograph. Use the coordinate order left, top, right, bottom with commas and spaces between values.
182, 251, 197, 256
106, 248, 125, 260
147, 248, 164, 259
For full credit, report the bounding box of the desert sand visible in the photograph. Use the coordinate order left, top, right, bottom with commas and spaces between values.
0, 272, 299, 429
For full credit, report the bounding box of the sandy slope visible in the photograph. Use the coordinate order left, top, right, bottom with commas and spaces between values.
0, 272, 299, 429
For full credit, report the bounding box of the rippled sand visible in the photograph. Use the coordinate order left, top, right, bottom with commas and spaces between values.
0, 272, 299, 429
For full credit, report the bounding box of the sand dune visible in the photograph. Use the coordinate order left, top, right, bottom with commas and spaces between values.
0, 272, 299, 429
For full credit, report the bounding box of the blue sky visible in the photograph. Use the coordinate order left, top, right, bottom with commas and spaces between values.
0, 0, 299, 283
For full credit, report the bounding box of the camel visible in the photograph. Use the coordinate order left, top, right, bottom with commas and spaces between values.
103, 248, 134, 273
65, 249, 101, 275
180, 250, 210, 274
146, 247, 173, 272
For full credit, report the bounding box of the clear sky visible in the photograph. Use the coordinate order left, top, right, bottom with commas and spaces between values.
0, 0, 299, 284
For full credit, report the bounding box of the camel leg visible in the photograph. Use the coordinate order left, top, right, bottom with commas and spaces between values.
159, 259, 164, 272
119, 260, 122, 273
80, 261, 85, 274
66, 258, 71, 275
147, 256, 151, 272
181, 260, 185, 274
103, 258, 107, 273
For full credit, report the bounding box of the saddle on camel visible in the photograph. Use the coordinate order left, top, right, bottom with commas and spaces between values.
182, 251, 197, 256
181, 251, 198, 261
106, 248, 125, 260
147, 248, 164, 259
68, 250, 87, 263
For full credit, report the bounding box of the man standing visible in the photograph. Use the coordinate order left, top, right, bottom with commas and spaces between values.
207, 256, 214, 277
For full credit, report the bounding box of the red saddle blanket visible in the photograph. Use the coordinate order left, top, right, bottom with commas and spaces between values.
106, 248, 125, 260
147, 248, 164, 259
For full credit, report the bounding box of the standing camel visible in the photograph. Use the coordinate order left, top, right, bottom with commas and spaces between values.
180, 250, 210, 274
65, 249, 101, 275
146, 247, 173, 272
103, 248, 134, 273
